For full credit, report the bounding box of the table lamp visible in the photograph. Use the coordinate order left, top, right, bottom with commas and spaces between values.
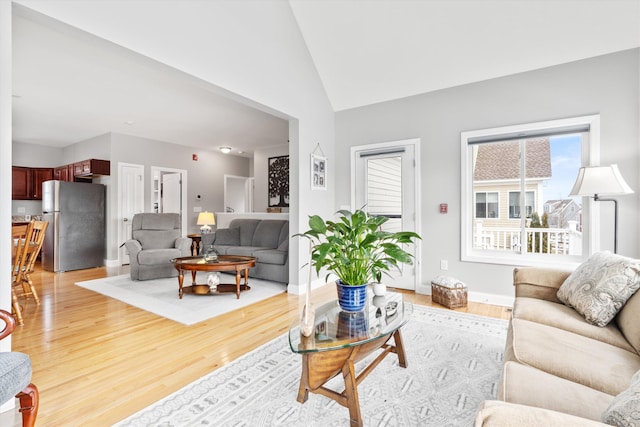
197, 211, 215, 234
569, 164, 634, 253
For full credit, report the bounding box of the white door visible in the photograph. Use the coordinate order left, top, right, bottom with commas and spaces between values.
162, 173, 181, 214
352, 140, 420, 290
118, 163, 145, 265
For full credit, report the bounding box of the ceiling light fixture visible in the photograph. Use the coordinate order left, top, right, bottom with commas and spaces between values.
219, 147, 232, 154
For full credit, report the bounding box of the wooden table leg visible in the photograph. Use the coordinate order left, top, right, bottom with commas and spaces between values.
11, 288, 24, 326
342, 358, 363, 427
178, 269, 184, 299
235, 269, 241, 299
393, 329, 408, 368
191, 270, 197, 286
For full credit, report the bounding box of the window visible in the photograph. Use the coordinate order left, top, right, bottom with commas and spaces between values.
475, 192, 498, 218
509, 191, 535, 219
461, 115, 600, 266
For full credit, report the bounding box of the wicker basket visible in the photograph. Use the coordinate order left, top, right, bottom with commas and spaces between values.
431, 276, 468, 309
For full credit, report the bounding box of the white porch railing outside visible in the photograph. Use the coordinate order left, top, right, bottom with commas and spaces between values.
474, 220, 582, 255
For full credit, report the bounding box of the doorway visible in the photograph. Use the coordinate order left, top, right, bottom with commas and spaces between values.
150, 166, 188, 234
224, 175, 254, 213
351, 139, 421, 290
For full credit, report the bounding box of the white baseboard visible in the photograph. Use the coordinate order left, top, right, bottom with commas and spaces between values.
287, 278, 331, 295
105, 259, 120, 268
468, 291, 514, 308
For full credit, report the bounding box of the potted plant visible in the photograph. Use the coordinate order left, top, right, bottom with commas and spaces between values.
297, 209, 421, 312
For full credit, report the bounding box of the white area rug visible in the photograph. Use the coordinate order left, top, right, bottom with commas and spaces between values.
75, 274, 286, 326
115, 305, 508, 426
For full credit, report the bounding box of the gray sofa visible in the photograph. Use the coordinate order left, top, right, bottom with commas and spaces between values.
476, 252, 640, 426
124, 213, 192, 281
201, 219, 289, 283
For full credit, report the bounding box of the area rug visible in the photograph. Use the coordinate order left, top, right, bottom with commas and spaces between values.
115, 305, 508, 426
75, 273, 286, 326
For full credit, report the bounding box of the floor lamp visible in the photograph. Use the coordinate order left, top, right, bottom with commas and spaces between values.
569, 164, 634, 254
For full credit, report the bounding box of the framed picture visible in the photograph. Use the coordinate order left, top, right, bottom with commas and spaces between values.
311, 154, 327, 191
268, 155, 289, 207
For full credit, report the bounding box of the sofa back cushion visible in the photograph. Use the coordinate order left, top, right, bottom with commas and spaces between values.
617, 290, 640, 353
213, 228, 240, 246
229, 219, 261, 246
252, 220, 288, 248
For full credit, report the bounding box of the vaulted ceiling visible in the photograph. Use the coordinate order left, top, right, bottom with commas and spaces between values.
12, 1, 640, 153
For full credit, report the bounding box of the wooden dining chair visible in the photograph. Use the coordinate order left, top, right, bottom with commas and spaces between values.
11, 223, 34, 326
14, 221, 48, 308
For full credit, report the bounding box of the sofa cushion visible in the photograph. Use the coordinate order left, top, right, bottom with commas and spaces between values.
508, 318, 640, 396
229, 219, 261, 246
557, 252, 640, 327
513, 297, 635, 352
137, 248, 182, 265
223, 246, 271, 258
602, 369, 640, 426
253, 249, 287, 265
617, 290, 640, 354
214, 228, 240, 246
499, 361, 613, 422
476, 400, 610, 426
136, 230, 180, 249
251, 220, 287, 248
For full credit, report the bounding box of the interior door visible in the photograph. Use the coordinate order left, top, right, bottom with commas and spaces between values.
118, 163, 145, 265
162, 173, 181, 214
353, 141, 419, 290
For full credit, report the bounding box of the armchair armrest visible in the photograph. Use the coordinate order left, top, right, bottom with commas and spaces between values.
175, 237, 192, 257
475, 400, 607, 426
0, 310, 16, 341
124, 240, 142, 257
513, 267, 572, 303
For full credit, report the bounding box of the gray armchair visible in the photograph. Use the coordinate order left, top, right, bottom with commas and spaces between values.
0, 310, 38, 427
125, 213, 191, 281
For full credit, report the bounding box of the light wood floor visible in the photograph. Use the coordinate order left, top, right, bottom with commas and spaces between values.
6, 266, 512, 426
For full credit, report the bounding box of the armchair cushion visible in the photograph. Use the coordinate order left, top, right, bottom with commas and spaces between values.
557, 252, 640, 327
137, 230, 180, 249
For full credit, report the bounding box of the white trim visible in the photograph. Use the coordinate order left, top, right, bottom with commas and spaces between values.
461, 115, 601, 266
117, 162, 145, 266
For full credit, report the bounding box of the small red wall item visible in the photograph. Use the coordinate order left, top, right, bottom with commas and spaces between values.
192, 154, 198, 161
440, 203, 448, 214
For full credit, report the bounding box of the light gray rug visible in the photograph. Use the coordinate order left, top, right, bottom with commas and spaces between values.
75, 273, 286, 326
115, 305, 508, 426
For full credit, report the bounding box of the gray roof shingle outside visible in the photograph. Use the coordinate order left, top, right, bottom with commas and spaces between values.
474, 138, 551, 181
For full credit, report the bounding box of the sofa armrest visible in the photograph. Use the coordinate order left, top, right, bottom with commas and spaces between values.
513, 267, 572, 303
175, 237, 192, 257
475, 400, 608, 426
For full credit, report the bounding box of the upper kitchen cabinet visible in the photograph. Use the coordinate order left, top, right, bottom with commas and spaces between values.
12, 166, 54, 200
73, 159, 110, 177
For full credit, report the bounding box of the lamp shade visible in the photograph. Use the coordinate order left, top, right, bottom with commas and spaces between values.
197, 211, 215, 226
569, 164, 634, 197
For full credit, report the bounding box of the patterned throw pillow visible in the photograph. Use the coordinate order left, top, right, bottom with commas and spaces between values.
602, 369, 640, 426
557, 252, 640, 327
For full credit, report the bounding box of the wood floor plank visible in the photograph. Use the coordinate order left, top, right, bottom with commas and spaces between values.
9, 266, 512, 426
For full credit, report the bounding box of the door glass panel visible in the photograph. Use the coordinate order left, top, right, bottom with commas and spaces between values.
366, 156, 402, 233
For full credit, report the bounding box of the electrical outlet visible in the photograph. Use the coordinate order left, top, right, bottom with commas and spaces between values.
440, 260, 448, 270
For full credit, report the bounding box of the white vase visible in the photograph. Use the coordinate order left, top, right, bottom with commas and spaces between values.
372, 282, 387, 296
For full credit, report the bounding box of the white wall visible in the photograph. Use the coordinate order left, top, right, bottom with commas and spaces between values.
336, 49, 640, 300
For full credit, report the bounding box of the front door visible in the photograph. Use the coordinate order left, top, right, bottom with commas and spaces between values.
352, 139, 420, 290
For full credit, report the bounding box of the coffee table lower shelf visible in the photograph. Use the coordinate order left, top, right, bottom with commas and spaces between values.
181, 283, 251, 296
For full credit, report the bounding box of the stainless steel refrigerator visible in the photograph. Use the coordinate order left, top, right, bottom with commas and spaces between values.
42, 180, 106, 272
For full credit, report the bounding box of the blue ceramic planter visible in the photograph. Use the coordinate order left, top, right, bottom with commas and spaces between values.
336, 281, 368, 312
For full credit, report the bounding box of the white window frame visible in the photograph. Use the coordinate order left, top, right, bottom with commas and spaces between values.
461, 115, 600, 267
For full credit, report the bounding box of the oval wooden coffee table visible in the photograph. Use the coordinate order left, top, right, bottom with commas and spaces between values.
173, 255, 256, 299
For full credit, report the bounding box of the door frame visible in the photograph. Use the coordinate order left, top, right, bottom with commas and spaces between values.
350, 138, 422, 290
224, 174, 254, 213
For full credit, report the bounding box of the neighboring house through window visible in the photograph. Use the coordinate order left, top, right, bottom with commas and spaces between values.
461, 115, 600, 266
